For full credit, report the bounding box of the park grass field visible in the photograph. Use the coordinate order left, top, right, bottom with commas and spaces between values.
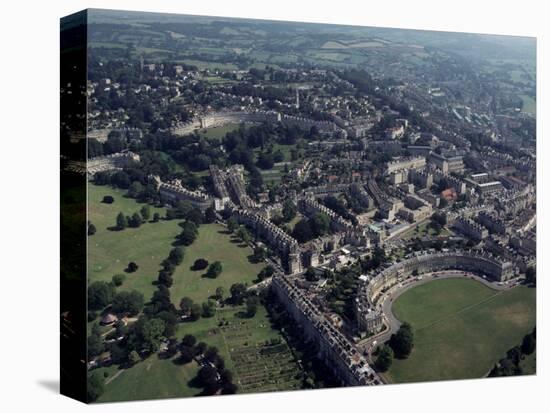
198, 123, 243, 140
95, 356, 201, 403
386, 278, 536, 383
170, 223, 265, 305
87, 184, 180, 300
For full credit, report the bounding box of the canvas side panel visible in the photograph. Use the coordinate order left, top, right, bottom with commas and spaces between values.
60, 9, 88, 403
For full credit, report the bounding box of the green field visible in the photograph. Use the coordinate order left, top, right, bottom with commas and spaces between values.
520, 94, 536, 114
96, 356, 200, 403
198, 123, 243, 140
88, 184, 180, 300
170, 223, 265, 305
386, 278, 536, 383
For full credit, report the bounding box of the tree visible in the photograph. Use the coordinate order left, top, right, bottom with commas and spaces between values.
227, 217, 239, 233
206, 261, 223, 278
157, 311, 178, 338
195, 341, 207, 355
140, 205, 151, 222
192, 258, 209, 271
87, 334, 104, 358
178, 345, 195, 364
282, 200, 297, 222
128, 212, 143, 228
202, 300, 216, 318
152, 212, 161, 222
178, 221, 198, 246
88, 223, 97, 236
128, 317, 166, 353
390, 322, 414, 359
525, 266, 536, 285
181, 334, 197, 348
252, 246, 266, 263
88, 281, 115, 310
375, 345, 393, 372
112, 290, 144, 315
168, 247, 184, 266
197, 365, 220, 393
215, 286, 225, 301
116, 212, 127, 230
128, 181, 144, 198
128, 350, 141, 366
521, 333, 536, 355
311, 212, 330, 237
157, 270, 173, 287
230, 283, 247, 305
245, 295, 260, 317
179, 297, 194, 316
292, 219, 314, 243
305, 267, 319, 282
87, 372, 105, 402
204, 346, 220, 364
236, 226, 251, 244
205, 207, 217, 224
126, 262, 139, 273
257, 265, 275, 281
112, 274, 126, 287
102, 195, 114, 204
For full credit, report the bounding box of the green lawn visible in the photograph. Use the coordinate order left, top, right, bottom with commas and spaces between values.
170, 223, 265, 305
95, 356, 201, 403
198, 123, 243, 140
400, 220, 450, 241
520, 94, 536, 114
386, 279, 536, 383
87, 184, 180, 300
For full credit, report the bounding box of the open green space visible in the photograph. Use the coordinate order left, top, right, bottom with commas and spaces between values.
198, 123, 243, 140
170, 223, 265, 305
386, 278, 536, 383
95, 356, 200, 403
399, 219, 450, 241
520, 94, 536, 114
88, 183, 180, 300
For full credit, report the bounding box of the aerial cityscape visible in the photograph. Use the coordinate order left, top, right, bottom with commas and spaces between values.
62, 9, 536, 402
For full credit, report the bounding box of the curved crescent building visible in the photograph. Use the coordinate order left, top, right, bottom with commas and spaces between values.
355, 250, 515, 335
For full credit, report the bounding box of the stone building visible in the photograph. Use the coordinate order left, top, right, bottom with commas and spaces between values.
84, 151, 140, 175
453, 217, 489, 241
355, 250, 514, 334
154, 177, 213, 212
272, 276, 380, 386
232, 209, 301, 274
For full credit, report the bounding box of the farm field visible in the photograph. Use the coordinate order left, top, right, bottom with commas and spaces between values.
386, 278, 536, 383
170, 223, 265, 305
87, 183, 180, 300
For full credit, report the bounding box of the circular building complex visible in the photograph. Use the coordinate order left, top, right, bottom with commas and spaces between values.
355, 250, 515, 335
